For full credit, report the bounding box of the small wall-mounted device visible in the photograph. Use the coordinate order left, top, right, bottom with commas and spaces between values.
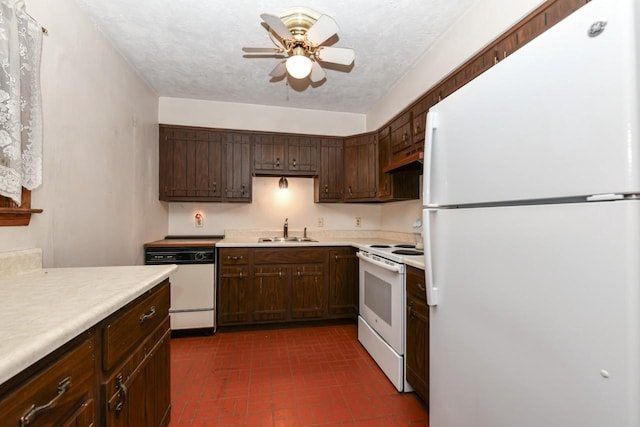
195, 212, 204, 228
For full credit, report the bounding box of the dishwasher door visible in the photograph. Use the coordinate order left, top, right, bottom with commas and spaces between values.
170, 263, 215, 331
144, 246, 216, 332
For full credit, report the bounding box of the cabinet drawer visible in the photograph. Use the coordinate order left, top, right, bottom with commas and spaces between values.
406, 266, 427, 300
253, 248, 326, 264
220, 248, 250, 265
102, 283, 170, 372
0, 338, 94, 426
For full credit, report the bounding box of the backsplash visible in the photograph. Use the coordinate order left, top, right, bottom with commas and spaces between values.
0, 249, 42, 278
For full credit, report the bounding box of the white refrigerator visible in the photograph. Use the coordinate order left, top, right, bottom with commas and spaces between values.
422, 0, 640, 426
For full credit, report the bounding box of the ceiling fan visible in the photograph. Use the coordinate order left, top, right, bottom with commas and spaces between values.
242, 7, 355, 82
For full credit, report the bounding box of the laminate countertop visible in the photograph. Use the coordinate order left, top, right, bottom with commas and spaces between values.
0, 264, 177, 385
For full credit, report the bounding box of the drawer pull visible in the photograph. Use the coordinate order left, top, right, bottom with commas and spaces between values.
20, 376, 72, 426
417, 282, 426, 292
227, 255, 244, 261
115, 374, 128, 414
139, 306, 156, 324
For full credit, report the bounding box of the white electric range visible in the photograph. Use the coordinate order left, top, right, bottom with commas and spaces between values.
356, 243, 424, 392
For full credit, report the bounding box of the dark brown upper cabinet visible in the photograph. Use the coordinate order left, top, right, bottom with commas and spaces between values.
253, 134, 318, 176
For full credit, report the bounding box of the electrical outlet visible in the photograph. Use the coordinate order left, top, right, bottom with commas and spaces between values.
317, 217, 324, 227
355, 217, 362, 228
195, 212, 204, 228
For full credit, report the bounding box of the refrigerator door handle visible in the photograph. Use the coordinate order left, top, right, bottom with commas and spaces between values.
424, 209, 438, 306
424, 111, 438, 207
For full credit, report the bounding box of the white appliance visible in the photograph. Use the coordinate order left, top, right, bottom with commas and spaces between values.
357, 244, 423, 391
422, 0, 640, 426
145, 243, 217, 332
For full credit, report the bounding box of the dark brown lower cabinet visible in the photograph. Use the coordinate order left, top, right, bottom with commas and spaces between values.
0, 280, 171, 427
328, 247, 358, 318
217, 247, 357, 326
405, 265, 429, 405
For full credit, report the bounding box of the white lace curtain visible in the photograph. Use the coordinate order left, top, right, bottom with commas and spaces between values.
0, 0, 43, 206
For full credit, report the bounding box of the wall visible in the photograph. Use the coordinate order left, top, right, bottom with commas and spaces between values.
0, 0, 167, 267
375, 0, 546, 229
168, 177, 382, 236
159, 97, 365, 136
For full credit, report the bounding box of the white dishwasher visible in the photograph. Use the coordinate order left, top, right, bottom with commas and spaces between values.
144, 237, 222, 333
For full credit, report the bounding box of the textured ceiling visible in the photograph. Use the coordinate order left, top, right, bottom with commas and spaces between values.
75, 0, 475, 114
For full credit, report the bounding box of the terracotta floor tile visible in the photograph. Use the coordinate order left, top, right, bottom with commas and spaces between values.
168, 324, 428, 426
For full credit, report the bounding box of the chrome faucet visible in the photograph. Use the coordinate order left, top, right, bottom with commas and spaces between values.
283, 218, 288, 238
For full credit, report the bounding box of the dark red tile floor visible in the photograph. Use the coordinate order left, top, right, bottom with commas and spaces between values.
169, 323, 429, 426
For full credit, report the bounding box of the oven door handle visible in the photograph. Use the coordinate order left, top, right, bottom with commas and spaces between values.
356, 252, 403, 274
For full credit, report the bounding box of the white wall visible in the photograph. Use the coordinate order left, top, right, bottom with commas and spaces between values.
159, 97, 366, 136
168, 177, 381, 235
367, 0, 546, 130
0, 0, 167, 267
376, 0, 546, 229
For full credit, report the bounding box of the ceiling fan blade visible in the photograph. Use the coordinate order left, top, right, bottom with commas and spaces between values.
243, 47, 285, 53
305, 14, 339, 46
316, 46, 355, 66
310, 60, 326, 82
260, 13, 293, 40
269, 60, 287, 78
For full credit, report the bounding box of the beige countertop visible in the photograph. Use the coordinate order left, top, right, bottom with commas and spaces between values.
217, 232, 426, 270
0, 263, 177, 385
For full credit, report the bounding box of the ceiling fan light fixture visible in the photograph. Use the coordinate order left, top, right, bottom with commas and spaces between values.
286, 53, 312, 79
278, 176, 289, 190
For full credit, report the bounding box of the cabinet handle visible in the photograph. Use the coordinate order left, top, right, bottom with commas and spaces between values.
20, 377, 72, 426
239, 270, 243, 279
408, 301, 414, 319
348, 186, 353, 197
241, 184, 246, 196
415, 124, 421, 135
114, 374, 128, 414
213, 181, 217, 192
276, 157, 280, 168
278, 268, 282, 279
418, 282, 426, 292
227, 255, 244, 261
139, 306, 156, 324
324, 185, 329, 194
403, 132, 408, 143
292, 158, 296, 168
297, 267, 301, 277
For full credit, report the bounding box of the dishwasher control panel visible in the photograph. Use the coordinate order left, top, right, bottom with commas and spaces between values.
144, 247, 214, 265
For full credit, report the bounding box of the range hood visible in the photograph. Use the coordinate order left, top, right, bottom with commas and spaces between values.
382, 151, 424, 174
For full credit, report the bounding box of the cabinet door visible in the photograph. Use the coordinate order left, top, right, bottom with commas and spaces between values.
253, 266, 289, 322
145, 328, 171, 427
406, 294, 429, 404
288, 136, 319, 174
159, 127, 222, 201
315, 138, 344, 202
328, 248, 358, 317
290, 264, 326, 319
253, 134, 286, 174
377, 128, 393, 200
344, 133, 377, 201
405, 266, 429, 404
218, 266, 251, 325
222, 133, 252, 202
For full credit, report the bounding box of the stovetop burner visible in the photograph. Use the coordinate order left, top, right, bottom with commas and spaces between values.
394, 244, 416, 249
370, 244, 392, 248
392, 249, 424, 256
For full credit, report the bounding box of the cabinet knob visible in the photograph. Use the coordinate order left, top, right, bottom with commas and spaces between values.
292, 158, 296, 168
403, 132, 409, 144
278, 268, 282, 279
348, 186, 353, 197
276, 157, 280, 168
324, 185, 329, 194
241, 184, 246, 195
212, 181, 217, 192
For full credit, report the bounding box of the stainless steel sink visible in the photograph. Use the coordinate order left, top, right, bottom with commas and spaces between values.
258, 237, 318, 243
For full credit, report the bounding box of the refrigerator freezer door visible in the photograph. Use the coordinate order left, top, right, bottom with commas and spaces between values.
427, 200, 640, 427
424, 0, 640, 207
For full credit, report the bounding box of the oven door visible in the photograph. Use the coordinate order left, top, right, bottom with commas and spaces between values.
357, 252, 405, 354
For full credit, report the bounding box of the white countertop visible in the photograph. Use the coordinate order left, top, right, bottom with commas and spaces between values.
0, 264, 177, 385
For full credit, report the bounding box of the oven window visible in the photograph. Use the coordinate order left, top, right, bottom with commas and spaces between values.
364, 271, 392, 325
